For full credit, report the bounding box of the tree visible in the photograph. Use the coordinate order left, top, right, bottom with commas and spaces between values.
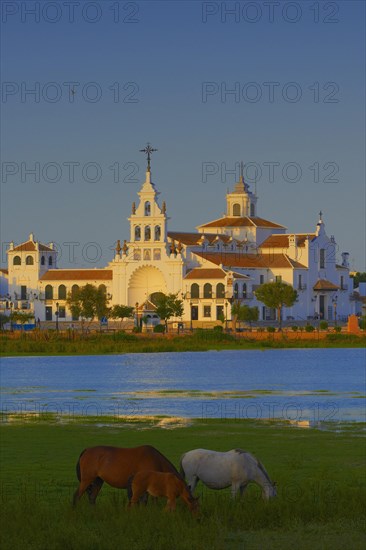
238, 305, 259, 328
10, 311, 34, 329
109, 305, 134, 329
231, 301, 241, 332
255, 282, 298, 330
231, 303, 259, 331
155, 293, 184, 332
66, 284, 109, 327
0, 313, 10, 330
351, 272, 366, 288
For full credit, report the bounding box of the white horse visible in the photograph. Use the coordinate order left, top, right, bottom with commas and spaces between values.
180, 449, 277, 500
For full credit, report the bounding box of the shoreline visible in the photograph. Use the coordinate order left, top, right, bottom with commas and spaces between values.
1, 331, 365, 356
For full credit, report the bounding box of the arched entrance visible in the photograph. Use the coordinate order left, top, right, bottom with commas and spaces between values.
128, 265, 167, 306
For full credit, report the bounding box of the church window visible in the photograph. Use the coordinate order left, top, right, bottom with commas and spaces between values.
191, 283, 199, 299
58, 285, 66, 300
320, 248, 325, 269
340, 276, 344, 289
41, 256, 45, 265
58, 306, 66, 318
135, 226, 141, 241
13, 256, 21, 265
233, 203, 241, 216
203, 306, 211, 318
260, 274, 264, 284
154, 226, 161, 241
26, 255, 34, 265
203, 283, 212, 298
145, 226, 151, 241
48, 256, 53, 266
275, 275, 282, 283
216, 305, 224, 320
143, 249, 151, 260
71, 284, 79, 297
250, 203, 255, 217
134, 249, 141, 260
234, 283, 239, 299
153, 249, 161, 261
144, 201, 151, 216
242, 283, 247, 298
216, 283, 225, 298
45, 285, 53, 300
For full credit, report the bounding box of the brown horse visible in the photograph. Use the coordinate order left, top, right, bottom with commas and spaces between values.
73, 445, 182, 506
128, 471, 199, 515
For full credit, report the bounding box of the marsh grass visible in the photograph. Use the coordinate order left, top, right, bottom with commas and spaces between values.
1, 332, 365, 356
0, 419, 365, 549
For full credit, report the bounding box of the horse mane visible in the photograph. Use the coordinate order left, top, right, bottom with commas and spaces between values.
144, 445, 183, 480
234, 449, 272, 484
255, 458, 271, 483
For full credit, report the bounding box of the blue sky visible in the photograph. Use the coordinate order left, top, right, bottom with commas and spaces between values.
1, 0, 365, 270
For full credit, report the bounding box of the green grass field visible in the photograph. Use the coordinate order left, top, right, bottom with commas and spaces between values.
1, 331, 365, 356
1, 418, 365, 549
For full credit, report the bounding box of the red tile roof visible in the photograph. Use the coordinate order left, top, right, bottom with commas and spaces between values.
0, 268, 8, 274
12, 240, 53, 252
184, 268, 226, 280
168, 231, 232, 245
40, 269, 113, 281
198, 216, 285, 229
313, 279, 339, 291
193, 251, 306, 269
261, 234, 316, 248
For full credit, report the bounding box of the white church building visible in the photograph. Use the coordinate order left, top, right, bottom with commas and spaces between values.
0, 148, 357, 327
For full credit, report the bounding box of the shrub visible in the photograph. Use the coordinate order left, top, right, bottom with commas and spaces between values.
305, 324, 315, 332
153, 324, 165, 333
266, 326, 276, 333
334, 325, 342, 333
291, 325, 298, 332
132, 326, 141, 333
213, 325, 223, 332
257, 327, 265, 333
359, 316, 366, 330
319, 321, 328, 331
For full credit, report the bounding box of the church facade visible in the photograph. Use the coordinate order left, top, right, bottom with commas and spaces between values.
0, 153, 357, 326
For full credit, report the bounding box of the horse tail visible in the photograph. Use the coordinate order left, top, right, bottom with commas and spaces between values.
179, 453, 186, 479
76, 449, 87, 482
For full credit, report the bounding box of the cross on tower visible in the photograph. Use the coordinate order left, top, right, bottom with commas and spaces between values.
140, 143, 158, 172
319, 210, 323, 221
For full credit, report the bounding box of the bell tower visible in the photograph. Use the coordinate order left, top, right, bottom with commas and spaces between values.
226, 162, 258, 218
127, 144, 169, 257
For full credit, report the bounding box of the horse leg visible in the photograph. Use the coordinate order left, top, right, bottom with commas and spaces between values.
73, 479, 94, 506
239, 482, 249, 498
231, 482, 241, 499
128, 486, 145, 508
87, 477, 104, 505
165, 497, 176, 512
187, 475, 199, 494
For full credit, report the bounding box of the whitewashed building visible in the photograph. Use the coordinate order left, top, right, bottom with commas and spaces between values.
0, 152, 357, 326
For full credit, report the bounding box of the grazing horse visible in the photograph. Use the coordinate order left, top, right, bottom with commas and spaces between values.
180, 449, 277, 500
73, 445, 181, 506
128, 471, 199, 515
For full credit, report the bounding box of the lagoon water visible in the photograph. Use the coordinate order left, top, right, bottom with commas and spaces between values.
1, 349, 365, 422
